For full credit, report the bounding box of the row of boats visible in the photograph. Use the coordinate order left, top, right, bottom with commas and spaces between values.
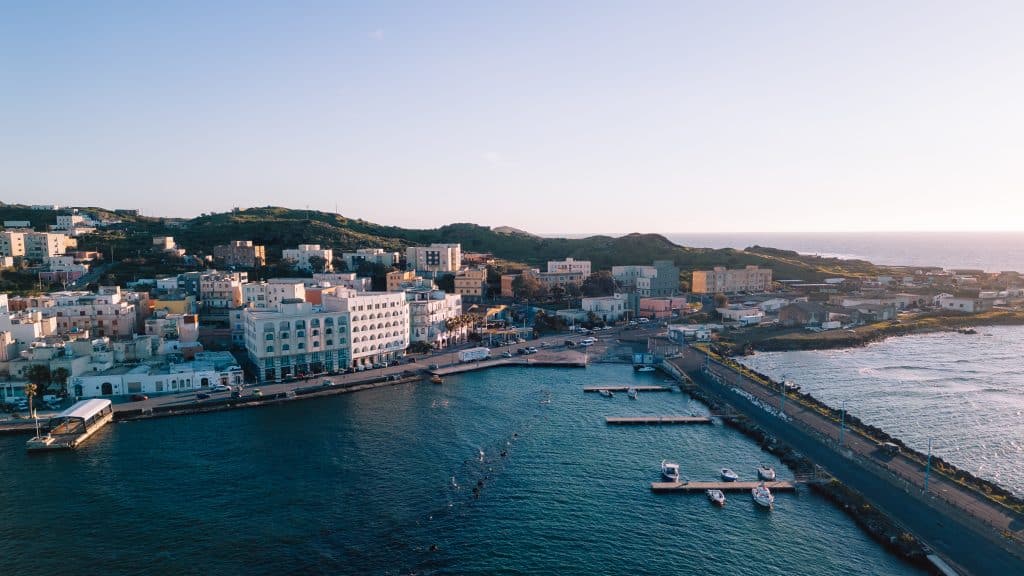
660, 460, 777, 509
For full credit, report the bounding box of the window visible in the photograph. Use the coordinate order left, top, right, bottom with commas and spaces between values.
282, 344, 290, 351
313, 341, 320, 348
326, 339, 333, 346
297, 330, 305, 338
266, 346, 274, 353
298, 342, 305, 349
265, 333, 274, 341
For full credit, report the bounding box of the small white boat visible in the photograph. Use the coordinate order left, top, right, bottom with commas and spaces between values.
720, 468, 739, 482
627, 387, 638, 400
661, 460, 681, 482
706, 489, 726, 506
757, 464, 776, 481
599, 389, 614, 398
752, 482, 774, 509
635, 366, 655, 372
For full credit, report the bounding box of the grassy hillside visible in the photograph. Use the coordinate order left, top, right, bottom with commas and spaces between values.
0, 204, 886, 279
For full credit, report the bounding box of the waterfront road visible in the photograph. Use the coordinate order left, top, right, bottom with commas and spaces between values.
674, 348, 1024, 576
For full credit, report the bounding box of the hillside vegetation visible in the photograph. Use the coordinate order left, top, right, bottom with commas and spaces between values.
0, 204, 886, 279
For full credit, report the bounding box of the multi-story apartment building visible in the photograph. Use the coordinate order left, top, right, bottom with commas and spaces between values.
145, 312, 199, 342
244, 289, 409, 383
691, 265, 773, 294
0, 231, 26, 258
213, 240, 266, 269
51, 286, 138, 338
282, 244, 334, 272
24, 232, 69, 261
454, 268, 487, 302
312, 273, 372, 292
243, 280, 306, 310
547, 258, 591, 276
406, 243, 461, 274
341, 248, 399, 270
612, 260, 679, 297
54, 214, 85, 230
407, 289, 464, 348
199, 272, 246, 310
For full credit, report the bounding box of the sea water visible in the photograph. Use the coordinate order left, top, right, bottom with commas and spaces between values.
0, 364, 925, 575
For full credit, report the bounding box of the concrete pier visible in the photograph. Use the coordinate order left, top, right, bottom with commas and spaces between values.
605, 416, 712, 425
651, 480, 797, 493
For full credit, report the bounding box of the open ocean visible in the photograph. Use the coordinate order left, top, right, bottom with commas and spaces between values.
0, 364, 925, 575
662, 232, 1024, 272
739, 326, 1024, 497
553, 231, 1024, 272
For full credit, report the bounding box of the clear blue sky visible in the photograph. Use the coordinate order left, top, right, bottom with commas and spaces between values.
2, 1, 1022, 233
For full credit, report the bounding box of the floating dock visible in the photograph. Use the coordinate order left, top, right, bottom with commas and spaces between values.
651, 481, 797, 493
605, 416, 712, 425
584, 386, 673, 393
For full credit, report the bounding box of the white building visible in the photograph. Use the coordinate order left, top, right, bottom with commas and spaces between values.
407, 289, 464, 348
548, 258, 591, 276
612, 265, 657, 296
341, 248, 399, 270
582, 293, 629, 323
717, 305, 765, 323
282, 244, 334, 272
936, 296, 994, 314
406, 243, 461, 274
243, 280, 306, 310
54, 214, 85, 230
70, 351, 243, 398
313, 273, 372, 292
244, 290, 409, 383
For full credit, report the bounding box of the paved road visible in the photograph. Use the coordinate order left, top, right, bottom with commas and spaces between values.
675, 348, 1024, 576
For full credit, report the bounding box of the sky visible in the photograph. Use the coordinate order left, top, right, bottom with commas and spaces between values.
2, 1, 1023, 234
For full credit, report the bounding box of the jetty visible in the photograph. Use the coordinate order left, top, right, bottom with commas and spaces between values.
651, 481, 797, 493
605, 416, 712, 425
583, 386, 672, 393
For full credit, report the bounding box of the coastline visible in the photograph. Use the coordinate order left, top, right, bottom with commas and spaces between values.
722, 309, 1024, 354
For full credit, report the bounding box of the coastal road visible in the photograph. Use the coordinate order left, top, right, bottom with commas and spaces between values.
675, 348, 1024, 576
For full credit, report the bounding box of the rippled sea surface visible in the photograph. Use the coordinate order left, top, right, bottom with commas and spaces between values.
740, 327, 1024, 496
0, 364, 924, 575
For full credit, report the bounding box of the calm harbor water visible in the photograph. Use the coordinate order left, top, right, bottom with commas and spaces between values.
0, 364, 925, 575
739, 326, 1024, 496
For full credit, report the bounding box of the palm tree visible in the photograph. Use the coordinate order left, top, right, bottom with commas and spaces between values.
24, 383, 37, 417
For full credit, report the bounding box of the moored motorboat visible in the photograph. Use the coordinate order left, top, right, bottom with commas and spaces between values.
720, 468, 739, 482
430, 374, 443, 384
634, 365, 655, 372
757, 464, 776, 481
599, 389, 614, 398
661, 459, 681, 482
627, 387, 638, 400
752, 482, 774, 509
706, 489, 726, 506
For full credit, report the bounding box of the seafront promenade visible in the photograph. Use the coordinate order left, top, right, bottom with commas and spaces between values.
672, 348, 1024, 576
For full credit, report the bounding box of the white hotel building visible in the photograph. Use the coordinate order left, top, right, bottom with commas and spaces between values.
244, 289, 409, 383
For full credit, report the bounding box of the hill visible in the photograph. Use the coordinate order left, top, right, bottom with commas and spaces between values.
0, 204, 885, 280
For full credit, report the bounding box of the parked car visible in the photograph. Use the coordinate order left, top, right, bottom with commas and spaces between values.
516, 348, 527, 355
407, 357, 417, 363
131, 394, 149, 402
502, 351, 513, 358
211, 384, 230, 392
526, 347, 538, 354
322, 379, 335, 387
196, 392, 211, 400
428, 363, 440, 370
565, 340, 576, 347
